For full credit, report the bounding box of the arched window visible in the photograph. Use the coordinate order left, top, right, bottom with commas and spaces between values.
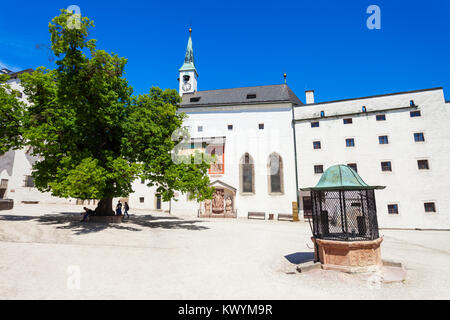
240, 153, 255, 194
268, 153, 284, 194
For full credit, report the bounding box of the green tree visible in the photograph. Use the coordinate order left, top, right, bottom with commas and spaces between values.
6, 9, 213, 215
0, 74, 25, 154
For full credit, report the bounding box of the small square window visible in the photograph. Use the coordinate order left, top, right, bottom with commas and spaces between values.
311, 122, 320, 128
343, 118, 353, 124
388, 204, 399, 214
424, 202, 436, 213
313, 141, 321, 150
414, 132, 425, 142
362, 106, 367, 113
139, 197, 145, 203
379, 135, 389, 144
227, 124, 233, 131
24, 175, 35, 187
258, 123, 264, 130
376, 114, 386, 121
347, 163, 357, 172
314, 165, 324, 174
410, 110, 421, 117
197, 126, 203, 132
417, 159, 429, 170
320, 111, 325, 117
381, 161, 392, 172
346, 138, 355, 147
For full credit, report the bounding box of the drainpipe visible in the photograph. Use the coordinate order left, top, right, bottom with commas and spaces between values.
291, 104, 300, 221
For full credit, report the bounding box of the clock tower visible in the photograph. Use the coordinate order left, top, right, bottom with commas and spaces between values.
179, 28, 198, 96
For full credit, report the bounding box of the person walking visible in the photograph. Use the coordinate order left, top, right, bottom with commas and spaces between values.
116, 201, 122, 216
124, 202, 130, 219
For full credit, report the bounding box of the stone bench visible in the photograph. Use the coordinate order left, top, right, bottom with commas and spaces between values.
248, 212, 266, 220
0, 199, 14, 210
277, 213, 293, 221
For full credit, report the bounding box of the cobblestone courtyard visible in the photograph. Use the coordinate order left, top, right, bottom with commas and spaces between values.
0, 204, 449, 299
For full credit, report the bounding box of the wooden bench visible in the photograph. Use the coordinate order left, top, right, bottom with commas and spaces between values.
248, 212, 266, 220
277, 213, 293, 221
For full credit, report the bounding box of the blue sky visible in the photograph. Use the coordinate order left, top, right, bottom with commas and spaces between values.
1, 0, 449, 102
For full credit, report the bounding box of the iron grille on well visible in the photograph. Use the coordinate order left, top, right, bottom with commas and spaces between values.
310, 189, 380, 241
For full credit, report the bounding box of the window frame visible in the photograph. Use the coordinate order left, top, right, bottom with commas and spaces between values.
387, 204, 399, 215
267, 153, 284, 195
413, 132, 425, 142
343, 118, 353, 124
313, 141, 322, 150
345, 138, 355, 148
417, 159, 430, 170
424, 202, 437, 214
380, 161, 392, 172
314, 165, 324, 175
378, 135, 389, 145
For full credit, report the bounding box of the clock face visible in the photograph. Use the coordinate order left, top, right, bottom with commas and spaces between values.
182, 82, 192, 92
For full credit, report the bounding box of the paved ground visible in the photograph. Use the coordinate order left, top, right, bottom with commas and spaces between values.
0, 204, 449, 299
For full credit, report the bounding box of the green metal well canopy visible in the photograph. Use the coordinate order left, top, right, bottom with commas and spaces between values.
301, 165, 385, 191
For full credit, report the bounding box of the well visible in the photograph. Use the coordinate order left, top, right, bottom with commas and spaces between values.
301, 165, 385, 273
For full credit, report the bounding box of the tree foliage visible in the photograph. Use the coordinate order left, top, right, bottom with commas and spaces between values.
1, 10, 213, 214
0, 74, 25, 154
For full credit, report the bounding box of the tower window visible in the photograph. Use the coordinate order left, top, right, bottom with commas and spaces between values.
381, 161, 392, 172
376, 114, 386, 121
246, 94, 257, 99
227, 124, 233, 131
183, 75, 190, 81
313, 141, 321, 149
346, 138, 355, 147
343, 118, 353, 124
424, 202, 436, 213
417, 159, 429, 170
311, 122, 320, 128
410, 110, 421, 117
378, 136, 389, 144
258, 123, 264, 130
414, 132, 425, 142
388, 204, 399, 214
314, 165, 324, 174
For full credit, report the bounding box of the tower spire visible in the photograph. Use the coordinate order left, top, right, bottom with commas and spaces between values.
179, 27, 198, 76
179, 28, 198, 95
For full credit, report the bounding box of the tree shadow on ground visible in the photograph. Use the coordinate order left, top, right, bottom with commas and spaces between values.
0, 211, 209, 235
284, 252, 315, 265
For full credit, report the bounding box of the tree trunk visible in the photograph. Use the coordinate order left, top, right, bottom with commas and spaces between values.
95, 198, 115, 216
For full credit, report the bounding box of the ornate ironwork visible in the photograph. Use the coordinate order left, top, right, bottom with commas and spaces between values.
310, 189, 379, 241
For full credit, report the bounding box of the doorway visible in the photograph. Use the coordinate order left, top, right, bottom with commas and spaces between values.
156, 194, 162, 210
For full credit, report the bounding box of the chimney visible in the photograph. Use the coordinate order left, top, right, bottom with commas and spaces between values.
305, 90, 315, 104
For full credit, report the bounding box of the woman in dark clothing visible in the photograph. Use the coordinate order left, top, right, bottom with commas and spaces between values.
124, 202, 130, 219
